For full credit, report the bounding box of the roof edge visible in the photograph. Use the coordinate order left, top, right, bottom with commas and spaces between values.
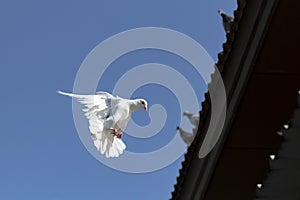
171, 0, 280, 199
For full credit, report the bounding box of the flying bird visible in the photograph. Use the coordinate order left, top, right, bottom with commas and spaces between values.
58, 91, 147, 158
177, 111, 199, 146
218, 9, 234, 33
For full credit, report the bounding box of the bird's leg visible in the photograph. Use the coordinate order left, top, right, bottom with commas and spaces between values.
115, 128, 123, 139
109, 128, 123, 138
109, 128, 118, 136
116, 132, 123, 139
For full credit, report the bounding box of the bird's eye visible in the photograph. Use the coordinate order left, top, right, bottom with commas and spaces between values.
141, 101, 145, 105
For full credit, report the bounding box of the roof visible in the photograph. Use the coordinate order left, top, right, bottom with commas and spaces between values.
255, 92, 300, 199
171, 0, 284, 199
171, 0, 246, 198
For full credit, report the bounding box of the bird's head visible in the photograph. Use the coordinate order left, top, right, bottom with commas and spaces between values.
218, 10, 227, 19
183, 111, 189, 116
141, 99, 148, 111
134, 99, 148, 111
218, 9, 226, 17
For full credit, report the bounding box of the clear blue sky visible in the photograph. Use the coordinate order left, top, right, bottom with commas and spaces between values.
0, 1, 236, 199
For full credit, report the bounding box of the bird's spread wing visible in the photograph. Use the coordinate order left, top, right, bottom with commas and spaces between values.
58, 91, 126, 158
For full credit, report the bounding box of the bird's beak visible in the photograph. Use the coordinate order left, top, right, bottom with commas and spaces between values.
144, 106, 147, 111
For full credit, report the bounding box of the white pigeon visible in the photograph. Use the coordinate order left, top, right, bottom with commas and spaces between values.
183, 111, 199, 127
58, 91, 147, 158
177, 111, 199, 146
